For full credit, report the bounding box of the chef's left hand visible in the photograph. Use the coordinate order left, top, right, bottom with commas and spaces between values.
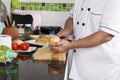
49, 39, 71, 53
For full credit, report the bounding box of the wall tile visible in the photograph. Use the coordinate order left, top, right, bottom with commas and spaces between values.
11, 1, 74, 12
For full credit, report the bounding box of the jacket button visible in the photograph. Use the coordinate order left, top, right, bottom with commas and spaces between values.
81, 8, 84, 11
77, 21, 79, 25
88, 8, 91, 11
73, 49, 76, 53
82, 23, 85, 26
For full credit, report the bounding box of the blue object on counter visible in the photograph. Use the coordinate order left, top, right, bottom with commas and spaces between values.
50, 29, 55, 35
6, 50, 17, 61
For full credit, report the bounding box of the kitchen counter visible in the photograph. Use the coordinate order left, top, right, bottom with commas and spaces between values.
0, 51, 66, 80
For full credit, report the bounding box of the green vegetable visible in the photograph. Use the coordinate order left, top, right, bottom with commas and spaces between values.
0, 45, 10, 51
0, 49, 6, 64
0, 45, 18, 64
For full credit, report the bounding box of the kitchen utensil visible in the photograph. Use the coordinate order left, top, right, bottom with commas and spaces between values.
0, 0, 7, 33
24, 39, 43, 47
0, 0, 7, 22
33, 26, 40, 35
4, 15, 11, 27
2, 27, 19, 40
7, 15, 11, 27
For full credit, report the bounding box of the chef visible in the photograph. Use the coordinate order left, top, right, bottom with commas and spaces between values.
49, 0, 120, 80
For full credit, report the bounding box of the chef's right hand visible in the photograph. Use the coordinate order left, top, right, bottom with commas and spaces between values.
56, 30, 69, 40
49, 39, 70, 53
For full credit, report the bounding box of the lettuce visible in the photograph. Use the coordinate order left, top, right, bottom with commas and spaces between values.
0, 45, 18, 64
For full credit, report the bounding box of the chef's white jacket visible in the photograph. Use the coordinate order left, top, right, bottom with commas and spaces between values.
69, 0, 120, 80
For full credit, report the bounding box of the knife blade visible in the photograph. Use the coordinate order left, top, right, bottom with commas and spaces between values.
6, 15, 11, 27
4, 15, 11, 27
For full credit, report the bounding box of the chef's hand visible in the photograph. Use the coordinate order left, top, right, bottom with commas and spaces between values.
49, 39, 71, 53
56, 30, 69, 40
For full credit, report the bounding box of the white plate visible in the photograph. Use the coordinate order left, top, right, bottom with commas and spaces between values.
24, 40, 43, 45
24, 40, 47, 47
17, 47, 37, 52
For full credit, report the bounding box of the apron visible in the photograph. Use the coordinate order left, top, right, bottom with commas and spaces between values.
69, 0, 120, 80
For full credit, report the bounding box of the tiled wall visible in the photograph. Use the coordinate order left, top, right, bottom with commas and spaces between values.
11, 0, 74, 27
11, 2, 74, 12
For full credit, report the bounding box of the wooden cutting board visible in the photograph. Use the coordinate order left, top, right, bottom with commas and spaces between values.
33, 47, 66, 62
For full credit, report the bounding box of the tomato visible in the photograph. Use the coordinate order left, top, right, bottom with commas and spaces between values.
20, 43, 29, 51
20, 55, 29, 60
12, 43, 19, 50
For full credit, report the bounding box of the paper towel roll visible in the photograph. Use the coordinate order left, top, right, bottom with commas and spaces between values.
0, 34, 12, 49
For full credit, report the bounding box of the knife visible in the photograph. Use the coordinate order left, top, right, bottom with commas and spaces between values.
4, 18, 9, 27
6, 15, 11, 27
4, 15, 11, 27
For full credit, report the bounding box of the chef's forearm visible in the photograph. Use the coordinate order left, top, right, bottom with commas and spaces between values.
68, 30, 113, 49
64, 17, 73, 35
